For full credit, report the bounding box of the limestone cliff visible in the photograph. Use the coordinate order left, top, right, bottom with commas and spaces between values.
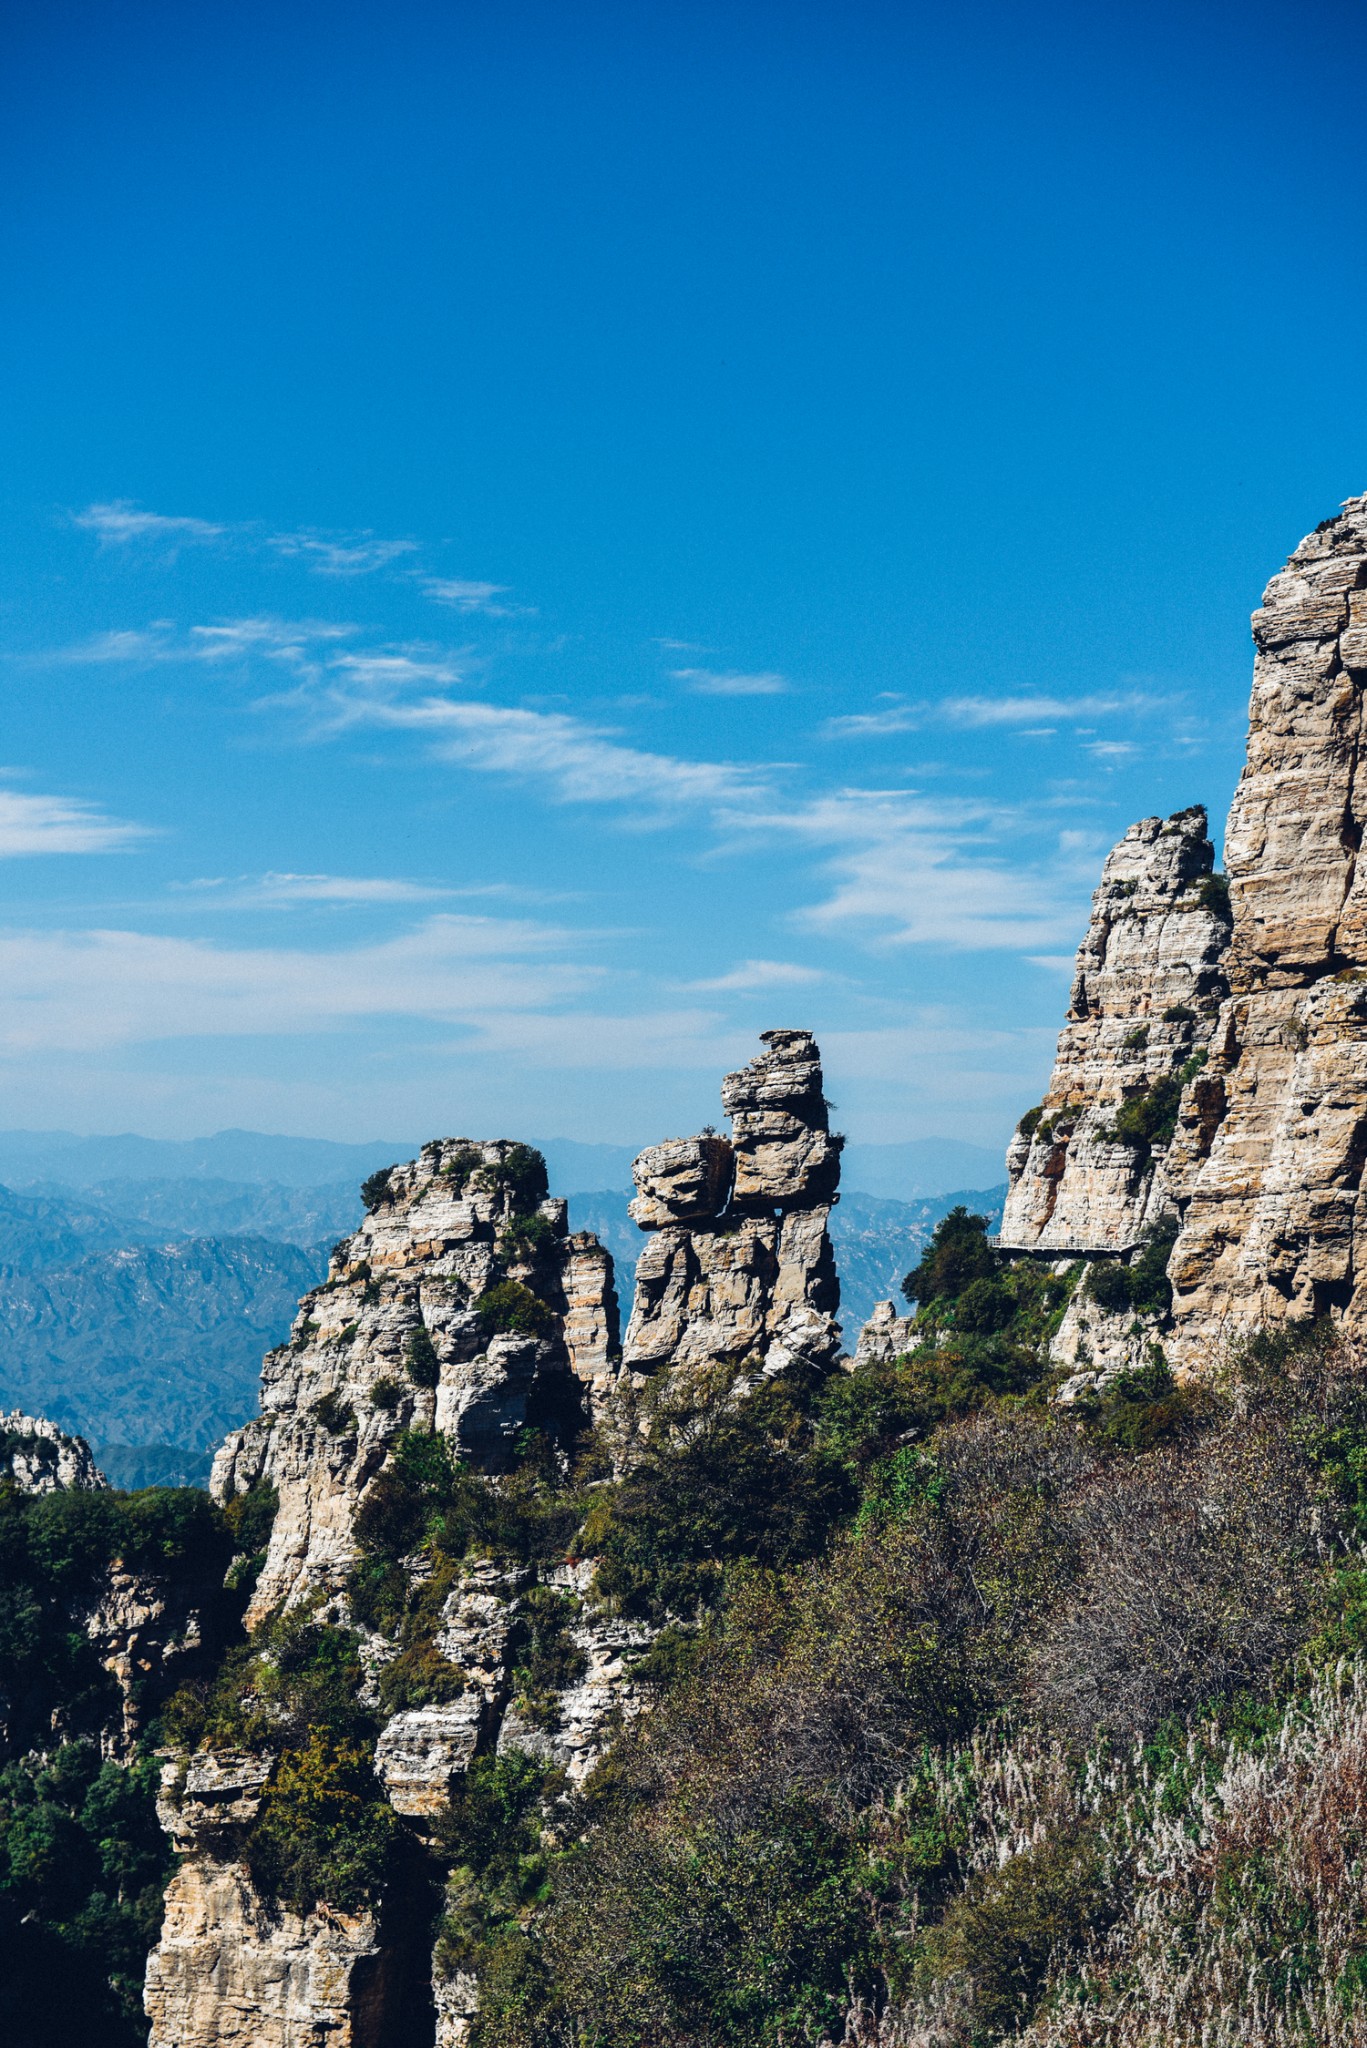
1169, 494, 1367, 1353
212, 1138, 618, 1624
0, 1406, 107, 1493
624, 1028, 842, 1384
999, 807, 1231, 1257
990, 492, 1367, 1379
148, 1034, 839, 2048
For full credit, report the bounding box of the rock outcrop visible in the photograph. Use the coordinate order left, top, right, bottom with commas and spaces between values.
999, 807, 1231, 1256
623, 1028, 842, 1384
1168, 496, 1367, 1353
212, 1139, 618, 1623
0, 1406, 107, 1493
145, 1752, 405, 2048
989, 493, 1367, 1378
150, 1037, 837, 2048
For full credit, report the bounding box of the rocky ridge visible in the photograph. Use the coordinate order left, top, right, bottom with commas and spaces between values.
967, 493, 1367, 1385
145, 1034, 844, 2048
0, 1406, 108, 1493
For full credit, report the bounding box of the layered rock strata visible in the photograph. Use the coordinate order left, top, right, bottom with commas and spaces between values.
623, 1028, 842, 1383
1168, 495, 1367, 1353
1000, 807, 1231, 1256
145, 1752, 401, 2048
986, 494, 1367, 1377
212, 1138, 619, 1623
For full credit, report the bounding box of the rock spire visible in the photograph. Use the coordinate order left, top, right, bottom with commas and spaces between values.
622, 1027, 842, 1383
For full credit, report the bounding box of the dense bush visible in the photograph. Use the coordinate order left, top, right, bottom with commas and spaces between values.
1085, 1220, 1179, 1317
901, 1205, 998, 1307
0, 1742, 171, 2048
476, 1280, 554, 1339
405, 1323, 440, 1385
465, 1331, 1367, 2048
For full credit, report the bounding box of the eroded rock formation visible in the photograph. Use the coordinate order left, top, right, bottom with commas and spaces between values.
1000, 807, 1231, 1256
148, 1034, 837, 2047
623, 1027, 842, 1384
0, 1406, 107, 1493
991, 493, 1367, 1379
212, 1138, 618, 1623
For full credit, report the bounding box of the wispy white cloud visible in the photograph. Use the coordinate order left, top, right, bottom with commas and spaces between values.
0, 789, 147, 856
73, 502, 226, 546
267, 530, 419, 576
687, 958, 829, 991
673, 667, 790, 697
1084, 739, 1140, 761
0, 914, 598, 1052
825, 691, 1165, 738
727, 787, 1084, 951
326, 648, 469, 697
823, 704, 921, 738
420, 578, 519, 616
336, 695, 767, 811
52, 617, 362, 672
177, 873, 455, 909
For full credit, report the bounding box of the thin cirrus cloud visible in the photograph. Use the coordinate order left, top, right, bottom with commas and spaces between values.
727, 788, 1086, 952
0, 915, 600, 1054
72, 503, 512, 603
176, 873, 456, 909
672, 667, 789, 697
266, 529, 420, 576
419, 578, 521, 617
0, 789, 146, 857
335, 692, 768, 811
824, 691, 1163, 737
687, 958, 829, 991
73, 501, 226, 546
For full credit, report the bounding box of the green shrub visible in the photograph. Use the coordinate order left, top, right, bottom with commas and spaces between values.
902, 1206, 998, 1308
0, 1743, 171, 2048
1199, 871, 1231, 918
371, 1377, 402, 1412
1086, 1223, 1179, 1319
476, 1280, 554, 1339
475, 1144, 549, 1212
917, 1822, 1110, 2035
248, 1729, 397, 1914
587, 1376, 855, 1621
377, 1640, 466, 1715
1017, 1105, 1043, 1139
1123, 1024, 1149, 1049
311, 1391, 356, 1435
405, 1324, 440, 1386
1163, 1002, 1196, 1021
1106, 1052, 1207, 1158
359, 1166, 393, 1212
509, 1587, 587, 1727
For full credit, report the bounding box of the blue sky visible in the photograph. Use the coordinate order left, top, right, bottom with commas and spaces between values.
0, 0, 1364, 1151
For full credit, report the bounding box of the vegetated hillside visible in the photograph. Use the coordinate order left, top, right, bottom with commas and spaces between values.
0, 1205, 323, 1469
566, 1184, 1007, 1336
43, 1175, 363, 1247
13, 1208, 1367, 2046
433, 1215, 1367, 2048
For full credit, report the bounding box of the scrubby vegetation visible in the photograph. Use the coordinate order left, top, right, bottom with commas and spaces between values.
16, 1196, 1367, 2048
446, 1219, 1367, 2048
0, 1478, 246, 2048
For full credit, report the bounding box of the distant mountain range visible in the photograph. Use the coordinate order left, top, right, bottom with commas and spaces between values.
0, 1127, 1007, 1202
0, 1126, 1011, 1488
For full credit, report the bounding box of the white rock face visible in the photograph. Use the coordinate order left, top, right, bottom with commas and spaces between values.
212, 1138, 619, 1623
146, 1754, 392, 2048
0, 1408, 107, 1493
623, 1029, 842, 1382
1169, 496, 1367, 1357
1000, 808, 1230, 1257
